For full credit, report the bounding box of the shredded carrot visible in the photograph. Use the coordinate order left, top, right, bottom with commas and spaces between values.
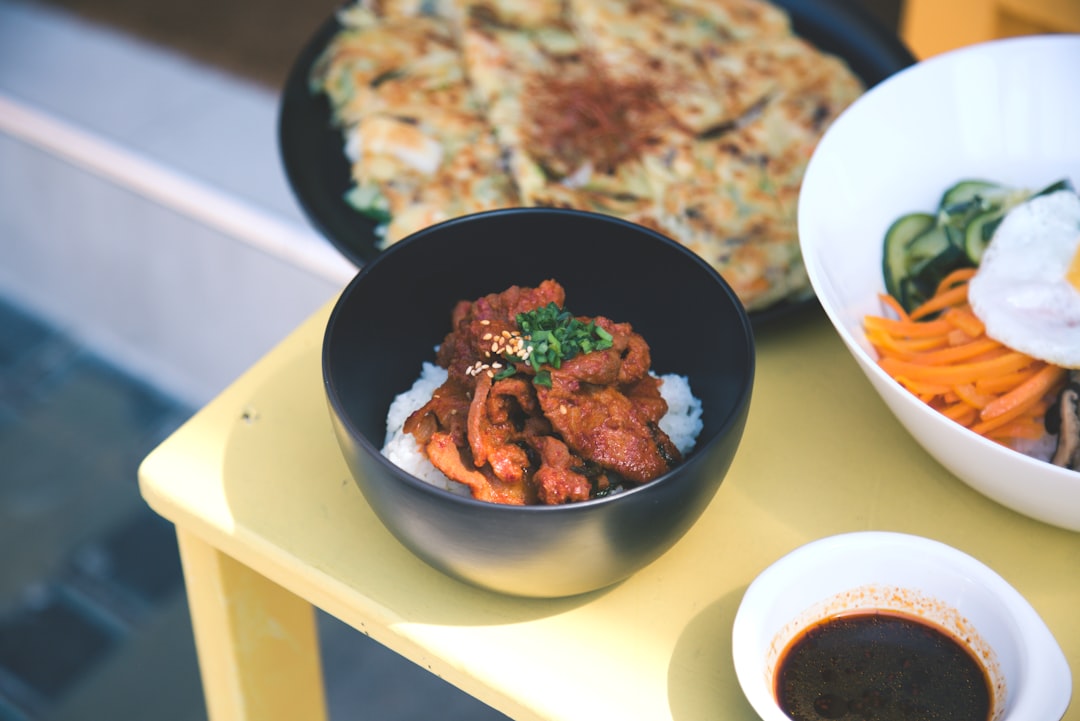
939, 402, 978, 425
974, 366, 1044, 395
892, 377, 953, 398
865, 275, 1067, 449
980, 364, 1066, 421
895, 338, 1002, 366
877, 293, 910, 321
972, 396, 1056, 436
864, 315, 954, 338
866, 330, 949, 355
935, 267, 978, 293
985, 417, 1051, 441
909, 283, 969, 320
953, 383, 996, 410
878, 351, 1035, 385
942, 307, 984, 338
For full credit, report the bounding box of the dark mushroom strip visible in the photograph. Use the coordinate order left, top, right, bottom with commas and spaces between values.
1049, 371, 1080, 471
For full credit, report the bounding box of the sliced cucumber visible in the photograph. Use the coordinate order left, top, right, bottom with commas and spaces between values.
883, 177, 1075, 313
882, 208, 976, 313
943, 223, 967, 250
939, 179, 1006, 213
883, 212, 935, 300
900, 224, 972, 309
907, 224, 952, 263
1033, 178, 1076, 198
907, 243, 969, 303
960, 180, 1070, 263
344, 183, 392, 224
964, 210, 1004, 264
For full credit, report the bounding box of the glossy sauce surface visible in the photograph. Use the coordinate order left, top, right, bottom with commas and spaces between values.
775, 611, 991, 721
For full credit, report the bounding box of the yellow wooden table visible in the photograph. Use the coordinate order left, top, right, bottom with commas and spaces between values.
138, 299, 1080, 721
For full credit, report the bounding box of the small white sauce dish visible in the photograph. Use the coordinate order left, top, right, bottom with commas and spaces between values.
732, 531, 1070, 720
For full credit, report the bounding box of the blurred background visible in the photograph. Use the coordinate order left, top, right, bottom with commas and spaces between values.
12, 0, 903, 90
12, 0, 1068, 719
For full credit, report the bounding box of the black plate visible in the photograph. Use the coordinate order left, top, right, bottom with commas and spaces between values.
278, 0, 916, 322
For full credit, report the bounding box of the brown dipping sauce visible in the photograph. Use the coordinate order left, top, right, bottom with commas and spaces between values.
775, 611, 991, 721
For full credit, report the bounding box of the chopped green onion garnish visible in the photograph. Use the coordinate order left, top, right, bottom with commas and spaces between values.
495, 302, 614, 386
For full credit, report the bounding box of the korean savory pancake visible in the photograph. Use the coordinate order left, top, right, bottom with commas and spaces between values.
309, 0, 865, 312
310, 4, 520, 242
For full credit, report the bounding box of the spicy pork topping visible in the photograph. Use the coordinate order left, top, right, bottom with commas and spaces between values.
402, 279, 682, 505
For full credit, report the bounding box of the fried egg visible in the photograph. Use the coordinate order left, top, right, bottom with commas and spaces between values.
969, 188, 1080, 369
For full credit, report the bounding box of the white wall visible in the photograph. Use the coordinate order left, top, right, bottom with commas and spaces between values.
0, 0, 357, 407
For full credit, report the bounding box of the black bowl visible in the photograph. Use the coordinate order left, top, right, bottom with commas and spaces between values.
323, 208, 755, 597
279, 0, 916, 325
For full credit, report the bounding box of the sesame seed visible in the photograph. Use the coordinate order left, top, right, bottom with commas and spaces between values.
491, 342, 499, 352
486, 370, 494, 378
480, 319, 490, 325
491, 362, 502, 369
482, 332, 493, 340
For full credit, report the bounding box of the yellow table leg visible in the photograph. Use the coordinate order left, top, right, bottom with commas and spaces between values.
176, 528, 329, 721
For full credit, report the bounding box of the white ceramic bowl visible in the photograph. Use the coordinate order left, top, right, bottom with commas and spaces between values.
797, 35, 1080, 531
732, 531, 1070, 721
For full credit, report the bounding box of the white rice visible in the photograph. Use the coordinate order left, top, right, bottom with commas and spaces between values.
381, 363, 704, 493
381, 362, 464, 492
654, 372, 705, 457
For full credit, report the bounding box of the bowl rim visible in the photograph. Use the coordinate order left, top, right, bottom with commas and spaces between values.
731, 530, 1072, 721
322, 206, 757, 512
797, 34, 1080, 497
